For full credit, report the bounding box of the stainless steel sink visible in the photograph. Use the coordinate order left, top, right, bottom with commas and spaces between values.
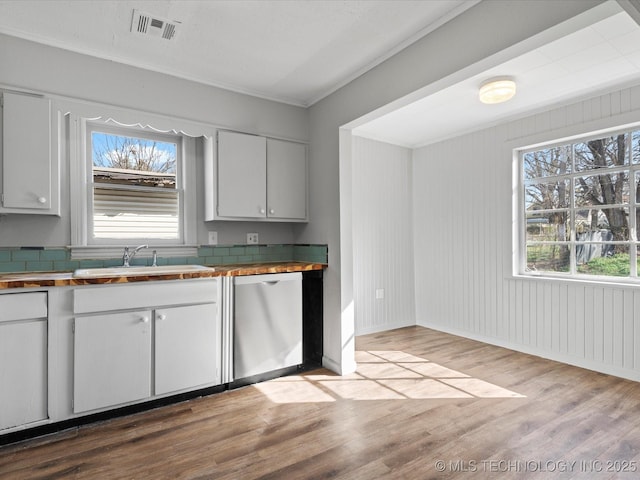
73, 264, 215, 278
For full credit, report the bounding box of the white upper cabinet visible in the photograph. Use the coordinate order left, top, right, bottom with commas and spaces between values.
217, 130, 267, 218
0, 91, 60, 215
208, 130, 307, 222
266, 138, 307, 220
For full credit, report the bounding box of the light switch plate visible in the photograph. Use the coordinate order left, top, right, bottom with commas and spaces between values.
208, 231, 218, 245
247, 233, 259, 244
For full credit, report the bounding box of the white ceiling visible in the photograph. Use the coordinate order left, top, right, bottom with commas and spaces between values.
355, 2, 640, 147
2, 1, 639, 148
0, 0, 476, 107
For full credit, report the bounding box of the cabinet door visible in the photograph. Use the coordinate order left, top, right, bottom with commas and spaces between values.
267, 139, 307, 220
0, 292, 48, 431
1, 91, 54, 213
0, 319, 47, 430
155, 303, 219, 395
73, 310, 152, 413
217, 130, 266, 218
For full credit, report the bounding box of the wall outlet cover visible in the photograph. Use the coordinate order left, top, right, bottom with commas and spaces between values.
247, 233, 259, 244
208, 231, 218, 245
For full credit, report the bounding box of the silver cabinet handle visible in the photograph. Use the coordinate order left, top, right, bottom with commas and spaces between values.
157, 314, 167, 321
140, 316, 150, 323
37, 196, 47, 204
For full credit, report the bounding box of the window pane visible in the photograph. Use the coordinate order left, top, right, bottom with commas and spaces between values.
90, 129, 180, 241
525, 179, 570, 210
523, 145, 571, 180
575, 207, 629, 242
526, 212, 569, 242
576, 246, 630, 277
93, 186, 179, 239
574, 172, 629, 207
526, 244, 570, 273
574, 134, 628, 171
92, 132, 177, 188
633, 130, 640, 164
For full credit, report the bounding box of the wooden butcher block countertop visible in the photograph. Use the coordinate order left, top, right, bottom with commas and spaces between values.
0, 262, 326, 289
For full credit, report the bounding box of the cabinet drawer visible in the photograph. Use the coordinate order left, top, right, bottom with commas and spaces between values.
73, 278, 219, 314
0, 292, 47, 322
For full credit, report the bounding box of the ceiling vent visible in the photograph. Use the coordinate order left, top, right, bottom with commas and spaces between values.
131, 10, 180, 40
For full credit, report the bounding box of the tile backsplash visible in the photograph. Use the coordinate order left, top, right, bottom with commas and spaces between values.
0, 244, 328, 273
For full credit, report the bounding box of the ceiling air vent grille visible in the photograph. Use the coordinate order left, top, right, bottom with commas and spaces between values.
131, 9, 180, 40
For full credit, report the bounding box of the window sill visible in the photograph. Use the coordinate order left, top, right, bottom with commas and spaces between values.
511, 272, 640, 289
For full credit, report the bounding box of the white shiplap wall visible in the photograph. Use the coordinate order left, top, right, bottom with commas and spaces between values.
414, 83, 640, 381
352, 136, 415, 335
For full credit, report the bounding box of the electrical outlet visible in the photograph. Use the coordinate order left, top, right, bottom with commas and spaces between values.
208, 231, 218, 245
247, 233, 259, 244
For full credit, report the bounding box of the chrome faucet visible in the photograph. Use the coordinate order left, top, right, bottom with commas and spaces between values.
122, 244, 148, 267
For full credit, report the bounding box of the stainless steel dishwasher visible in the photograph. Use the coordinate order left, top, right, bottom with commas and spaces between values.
233, 272, 302, 380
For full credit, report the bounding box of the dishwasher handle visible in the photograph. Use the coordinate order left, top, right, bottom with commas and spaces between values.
234, 272, 302, 285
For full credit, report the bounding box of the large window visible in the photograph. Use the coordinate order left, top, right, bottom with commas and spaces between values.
521, 127, 640, 280
87, 123, 183, 243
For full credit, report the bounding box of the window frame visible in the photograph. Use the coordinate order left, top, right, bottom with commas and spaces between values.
85, 121, 185, 246
67, 104, 204, 259
517, 125, 640, 283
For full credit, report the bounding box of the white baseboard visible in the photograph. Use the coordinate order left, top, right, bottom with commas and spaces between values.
417, 320, 640, 383
355, 320, 415, 336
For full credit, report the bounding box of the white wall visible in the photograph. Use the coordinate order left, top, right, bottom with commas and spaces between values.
0, 33, 308, 247
303, 0, 601, 373
414, 83, 640, 381
352, 136, 414, 335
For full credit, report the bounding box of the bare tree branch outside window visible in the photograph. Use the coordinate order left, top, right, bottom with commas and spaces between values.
523, 130, 640, 278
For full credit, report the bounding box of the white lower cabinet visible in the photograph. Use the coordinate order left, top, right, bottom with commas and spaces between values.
73, 310, 152, 413
71, 279, 221, 415
0, 292, 48, 431
155, 303, 218, 395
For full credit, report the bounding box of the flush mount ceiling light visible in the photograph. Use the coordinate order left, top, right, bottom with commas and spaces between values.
479, 77, 516, 104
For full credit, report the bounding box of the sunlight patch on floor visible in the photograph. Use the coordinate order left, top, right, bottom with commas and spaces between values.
377, 379, 473, 399
441, 378, 525, 398
253, 377, 336, 403
252, 350, 526, 403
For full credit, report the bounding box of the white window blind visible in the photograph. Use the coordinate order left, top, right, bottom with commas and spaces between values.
93, 185, 179, 239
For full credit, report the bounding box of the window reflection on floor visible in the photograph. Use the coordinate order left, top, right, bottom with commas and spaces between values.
252, 350, 526, 403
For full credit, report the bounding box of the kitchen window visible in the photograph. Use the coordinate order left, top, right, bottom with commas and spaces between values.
87, 123, 182, 242
520, 127, 640, 281
68, 105, 203, 258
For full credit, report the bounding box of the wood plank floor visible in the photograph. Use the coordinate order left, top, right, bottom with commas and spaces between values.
3, 326, 640, 479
